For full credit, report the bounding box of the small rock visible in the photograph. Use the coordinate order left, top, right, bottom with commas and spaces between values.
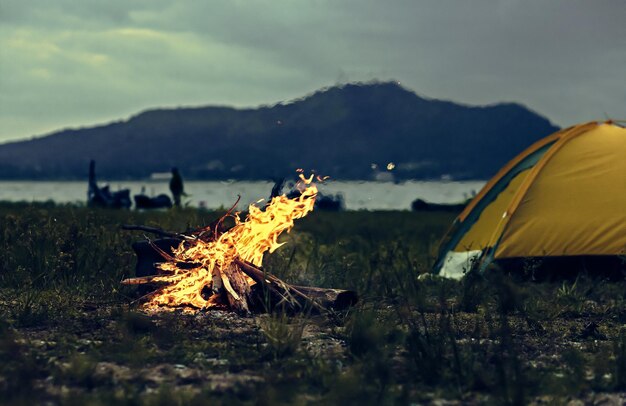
580, 322, 607, 340
592, 393, 626, 405
93, 362, 133, 385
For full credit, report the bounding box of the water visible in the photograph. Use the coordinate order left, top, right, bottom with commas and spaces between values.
0, 180, 485, 211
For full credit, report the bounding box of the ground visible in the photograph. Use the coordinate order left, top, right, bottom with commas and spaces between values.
0, 204, 624, 405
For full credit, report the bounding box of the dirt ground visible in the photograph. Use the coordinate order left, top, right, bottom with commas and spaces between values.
2, 297, 625, 405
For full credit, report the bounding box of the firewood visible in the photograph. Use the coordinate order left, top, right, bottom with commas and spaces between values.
120, 275, 162, 285
221, 263, 252, 315
121, 225, 186, 239
235, 259, 357, 312
234, 259, 312, 310
130, 238, 181, 277
123, 227, 359, 313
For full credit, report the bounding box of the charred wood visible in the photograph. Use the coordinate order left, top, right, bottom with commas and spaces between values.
221, 263, 252, 315
235, 260, 357, 312
123, 232, 358, 314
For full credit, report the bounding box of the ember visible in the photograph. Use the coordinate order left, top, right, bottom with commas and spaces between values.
122, 174, 357, 314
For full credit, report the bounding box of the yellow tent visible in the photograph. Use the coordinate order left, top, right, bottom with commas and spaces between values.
434, 121, 626, 279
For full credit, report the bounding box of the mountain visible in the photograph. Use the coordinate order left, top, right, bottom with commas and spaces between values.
0, 82, 558, 180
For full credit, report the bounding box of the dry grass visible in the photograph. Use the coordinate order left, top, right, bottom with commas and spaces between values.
0, 203, 624, 404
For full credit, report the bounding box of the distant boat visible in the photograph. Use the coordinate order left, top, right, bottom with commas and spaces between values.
134, 193, 173, 209
411, 198, 467, 212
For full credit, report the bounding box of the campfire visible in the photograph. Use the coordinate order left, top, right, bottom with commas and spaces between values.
121, 174, 357, 314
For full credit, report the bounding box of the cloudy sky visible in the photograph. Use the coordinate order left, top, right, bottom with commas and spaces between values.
1, 0, 625, 142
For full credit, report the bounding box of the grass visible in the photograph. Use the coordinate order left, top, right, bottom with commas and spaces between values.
0, 202, 624, 404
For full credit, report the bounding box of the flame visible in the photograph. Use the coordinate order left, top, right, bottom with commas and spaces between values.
144, 174, 317, 311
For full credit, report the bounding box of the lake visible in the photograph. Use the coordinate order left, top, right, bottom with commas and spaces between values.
0, 180, 486, 211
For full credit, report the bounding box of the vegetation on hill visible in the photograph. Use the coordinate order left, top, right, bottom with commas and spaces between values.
0, 82, 558, 180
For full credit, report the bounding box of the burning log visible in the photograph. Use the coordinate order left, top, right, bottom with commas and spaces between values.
122, 249, 357, 313
220, 262, 252, 314
235, 260, 357, 312
120, 275, 165, 285
120, 174, 357, 315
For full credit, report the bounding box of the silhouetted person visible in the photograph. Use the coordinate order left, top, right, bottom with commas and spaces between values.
169, 167, 185, 206
88, 159, 107, 206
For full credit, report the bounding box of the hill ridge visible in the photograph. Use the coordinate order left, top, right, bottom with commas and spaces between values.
0, 81, 558, 180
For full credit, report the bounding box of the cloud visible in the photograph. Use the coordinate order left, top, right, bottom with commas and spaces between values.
1, 0, 625, 141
